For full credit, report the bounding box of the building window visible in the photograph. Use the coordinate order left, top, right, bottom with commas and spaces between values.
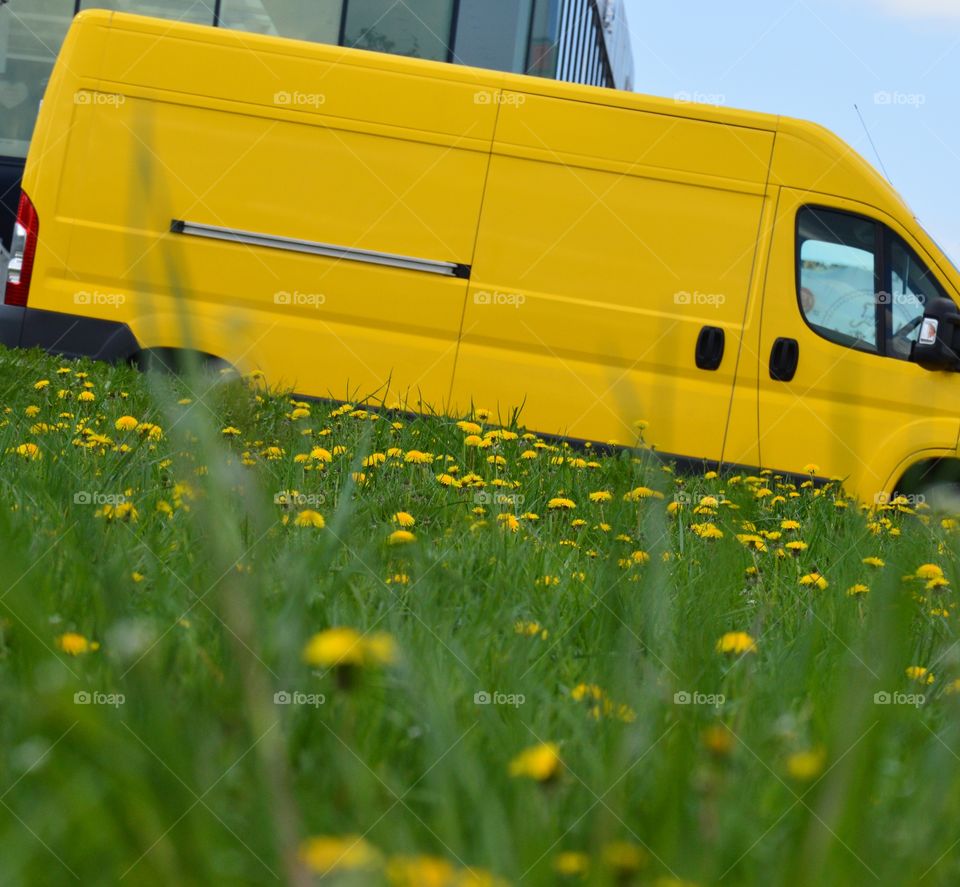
78, 0, 215, 26
219, 0, 343, 44
526, 0, 559, 78
0, 0, 74, 159
453, 0, 532, 73
342, 0, 454, 62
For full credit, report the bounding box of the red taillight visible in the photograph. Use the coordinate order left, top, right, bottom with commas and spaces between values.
5, 191, 39, 307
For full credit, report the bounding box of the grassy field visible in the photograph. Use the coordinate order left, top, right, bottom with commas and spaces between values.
0, 344, 957, 887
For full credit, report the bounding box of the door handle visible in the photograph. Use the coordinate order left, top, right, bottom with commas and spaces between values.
695, 326, 725, 371
769, 337, 799, 382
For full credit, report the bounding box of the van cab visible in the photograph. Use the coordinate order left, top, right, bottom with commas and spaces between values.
3, 9, 960, 504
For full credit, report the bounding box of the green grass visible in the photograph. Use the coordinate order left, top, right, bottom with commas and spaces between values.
0, 344, 957, 887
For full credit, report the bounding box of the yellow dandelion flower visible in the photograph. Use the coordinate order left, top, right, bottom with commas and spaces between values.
298, 835, 380, 876
56, 632, 99, 655
114, 416, 138, 432
393, 511, 416, 528
716, 632, 757, 655
302, 627, 397, 668
553, 853, 589, 876
800, 573, 828, 590
509, 742, 561, 781
13, 443, 41, 459
863, 557, 885, 568
293, 510, 325, 528
388, 530, 416, 545
847, 584, 869, 596
787, 748, 826, 781
916, 564, 944, 580
589, 491, 612, 503
547, 497, 576, 510
907, 666, 934, 684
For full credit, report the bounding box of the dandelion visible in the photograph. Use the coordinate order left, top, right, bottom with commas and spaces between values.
386, 856, 456, 886
623, 486, 663, 501
847, 584, 869, 596
404, 450, 435, 464
393, 511, 416, 528
56, 632, 99, 655
509, 742, 561, 782
800, 573, 828, 590
547, 497, 576, 510
691, 522, 724, 539
863, 557, 885, 568
716, 632, 757, 655
298, 835, 381, 876
589, 490, 612, 503
97, 502, 139, 522
33, 379, 50, 390
553, 853, 589, 877
13, 443, 41, 459
310, 446, 333, 462
114, 416, 138, 431
302, 627, 397, 669
781, 519, 801, 530
602, 841, 647, 874
916, 564, 944, 580
388, 529, 416, 546
515, 621, 548, 639
77, 391, 95, 402
787, 748, 826, 780
907, 666, 934, 684
785, 540, 808, 554
221, 426, 241, 436
293, 510, 325, 528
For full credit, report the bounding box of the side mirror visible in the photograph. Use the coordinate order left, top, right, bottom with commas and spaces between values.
912, 297, 960, 371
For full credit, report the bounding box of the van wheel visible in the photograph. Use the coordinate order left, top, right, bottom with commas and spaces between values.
895, 459, 960, 514
134, 348, 237, 383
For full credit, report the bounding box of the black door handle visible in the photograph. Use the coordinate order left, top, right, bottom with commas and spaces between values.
695, 326, 725, 371
769, 337, 799, 382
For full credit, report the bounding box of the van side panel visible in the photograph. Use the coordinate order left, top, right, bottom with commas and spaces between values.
449, 93, 773, 457
32, 14, 497, 408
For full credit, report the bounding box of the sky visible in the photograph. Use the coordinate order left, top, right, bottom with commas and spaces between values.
623, 0, 960, 266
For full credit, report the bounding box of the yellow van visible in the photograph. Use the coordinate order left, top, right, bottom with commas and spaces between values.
4, 10, 960, 504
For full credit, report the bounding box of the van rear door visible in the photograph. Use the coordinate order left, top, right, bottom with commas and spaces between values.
449, 91, 773, 460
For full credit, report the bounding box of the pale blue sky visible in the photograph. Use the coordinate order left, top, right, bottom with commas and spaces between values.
624, 0, 960, 266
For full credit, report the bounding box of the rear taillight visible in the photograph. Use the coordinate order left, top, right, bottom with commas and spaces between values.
5, 191, 39, 307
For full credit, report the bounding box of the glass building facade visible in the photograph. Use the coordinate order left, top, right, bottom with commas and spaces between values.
0, 0, 633, 248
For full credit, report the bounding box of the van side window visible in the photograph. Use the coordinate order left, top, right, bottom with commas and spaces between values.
888, 235, 949, 360
797, 208, 879, 352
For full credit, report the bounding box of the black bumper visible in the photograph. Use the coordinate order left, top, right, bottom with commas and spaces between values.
0, 304, 140, 362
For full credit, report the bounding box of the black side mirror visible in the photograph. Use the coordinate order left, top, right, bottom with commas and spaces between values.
912, 297, 960, 371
